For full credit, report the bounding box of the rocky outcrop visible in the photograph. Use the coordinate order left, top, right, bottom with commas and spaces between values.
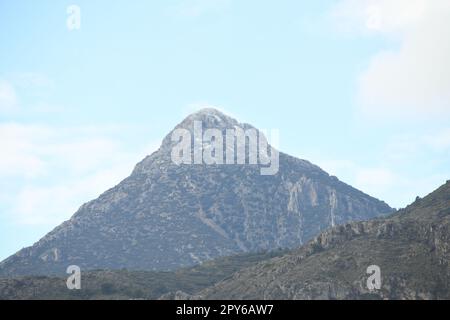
194, 181, 450, 300
0, 109, 392, 277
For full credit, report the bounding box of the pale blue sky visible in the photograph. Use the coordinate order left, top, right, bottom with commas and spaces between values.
1, 0, 449, 261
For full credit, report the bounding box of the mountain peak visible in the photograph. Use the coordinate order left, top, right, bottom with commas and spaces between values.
135, 108, 255, 174
177, 108, 241, 131
191, 107, 226, 117
0, 109, 393, 277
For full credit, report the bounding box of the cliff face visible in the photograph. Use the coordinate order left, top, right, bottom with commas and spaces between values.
0, 109, 392, 277
195, 181, 450, 300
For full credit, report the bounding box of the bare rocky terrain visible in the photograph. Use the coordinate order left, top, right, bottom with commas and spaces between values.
1, 182, 447, 300
0, 109, 391, 277
192, 181, 450, 300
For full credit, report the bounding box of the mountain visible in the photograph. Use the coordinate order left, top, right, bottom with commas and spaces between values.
0, 108, 392, 277
194, 181, 450, 300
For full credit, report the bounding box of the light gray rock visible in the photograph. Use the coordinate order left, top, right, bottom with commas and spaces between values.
0, 109, 392, 277
195, 181, 450, 300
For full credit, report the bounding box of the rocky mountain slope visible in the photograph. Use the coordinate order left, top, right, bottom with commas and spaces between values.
0, 109, 392, 277
194, 181, 450, 300
0, 251, 286, 300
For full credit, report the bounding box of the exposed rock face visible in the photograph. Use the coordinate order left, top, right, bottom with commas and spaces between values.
0, 109, 392, 277
195, 181, 450, 300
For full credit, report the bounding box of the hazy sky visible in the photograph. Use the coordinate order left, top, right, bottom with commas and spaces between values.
1, 0, 450, 261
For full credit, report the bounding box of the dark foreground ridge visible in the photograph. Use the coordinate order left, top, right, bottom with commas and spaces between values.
0, 251, 286, 300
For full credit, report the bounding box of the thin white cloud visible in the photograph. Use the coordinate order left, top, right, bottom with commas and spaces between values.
311, 158, 398, 203
385, 128, 450, 162
0, 123, 158, 226
424, 128, 450, 152
332, 0, 427, 34
10, 72, 54, 89
331, 0, 450, 119
0, 73, 59, 115
0, 123, 50, 177
0, 80, 18, 113
0, 72, 160, 228
306, 127, 450, 208
354, 167, 396, 192
12, 165, 134, 226
311, 156, 448, 209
